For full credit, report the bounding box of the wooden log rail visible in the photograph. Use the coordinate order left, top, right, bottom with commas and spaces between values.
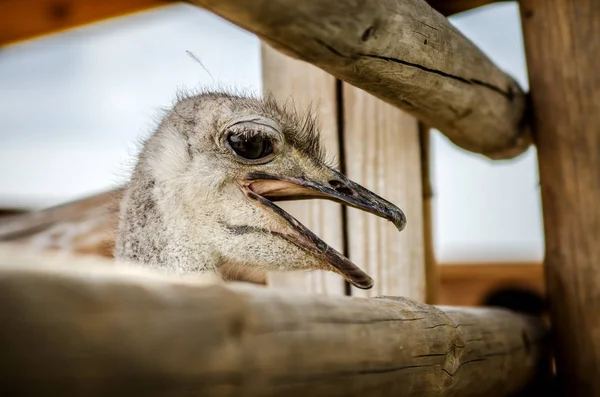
192, 0, 530, 159
0, 189, 122, 258
0, 246, 549, 397
0, 0, 503, 47
0, 0, 173, 46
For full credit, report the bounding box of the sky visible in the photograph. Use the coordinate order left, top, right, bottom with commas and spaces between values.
0, 2, 544, 263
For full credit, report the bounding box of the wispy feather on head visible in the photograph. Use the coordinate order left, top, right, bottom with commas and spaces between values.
262, 92, 329, 167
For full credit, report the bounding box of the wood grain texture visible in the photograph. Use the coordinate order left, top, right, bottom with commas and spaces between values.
261, 44, 346, 295
0, 246, 549, 397
342, 85, 425, 300
0, 0, 174, 46
191, 0, 530, 159
519, 1, 600, 395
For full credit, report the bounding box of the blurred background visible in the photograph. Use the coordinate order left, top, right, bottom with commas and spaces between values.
0, 1, 545, 308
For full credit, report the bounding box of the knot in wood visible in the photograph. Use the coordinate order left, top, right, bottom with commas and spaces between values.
442, 343, 464, 377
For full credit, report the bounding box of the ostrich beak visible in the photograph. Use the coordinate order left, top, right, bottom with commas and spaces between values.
240, 170, 406, 289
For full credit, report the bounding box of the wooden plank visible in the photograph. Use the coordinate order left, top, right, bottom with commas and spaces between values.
440, 262, 544, 283
0, 245, 549, 397
519, 1, 600, 395
0, 0, 175, 47
192, 0, 530, 160
342, 85, 425, 301
419, 126, 439, 304
261, 45, 346, 295
438, 263, 544, 307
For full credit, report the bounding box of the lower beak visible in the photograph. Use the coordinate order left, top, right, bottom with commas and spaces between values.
241, 170, 406, 289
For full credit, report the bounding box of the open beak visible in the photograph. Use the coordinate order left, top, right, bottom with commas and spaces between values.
240, 170, 406, 289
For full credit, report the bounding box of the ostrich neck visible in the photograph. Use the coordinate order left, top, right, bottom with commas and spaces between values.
115, 171, 218, 277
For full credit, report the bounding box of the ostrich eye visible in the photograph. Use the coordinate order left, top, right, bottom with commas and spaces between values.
227, 133, 274, 160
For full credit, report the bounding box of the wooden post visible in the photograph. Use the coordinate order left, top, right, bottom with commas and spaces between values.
342, 85, 425, 301
261, 45, 346, 295
519, 1, 600, 395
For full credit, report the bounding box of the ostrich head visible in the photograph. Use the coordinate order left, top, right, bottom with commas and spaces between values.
115, 91, 406, 289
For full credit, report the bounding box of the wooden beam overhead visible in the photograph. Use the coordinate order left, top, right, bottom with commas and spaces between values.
0, 0, 506, 48
192, 0, 530, 160
0, 0, 175, 47
3, 0, 527, 159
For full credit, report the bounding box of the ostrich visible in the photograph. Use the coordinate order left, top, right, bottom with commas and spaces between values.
0, 91, 406, 290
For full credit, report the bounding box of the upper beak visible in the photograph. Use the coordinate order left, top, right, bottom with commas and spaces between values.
240, 169, 406, 289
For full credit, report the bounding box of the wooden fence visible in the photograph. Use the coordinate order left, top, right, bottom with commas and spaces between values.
1, 0, 598, 395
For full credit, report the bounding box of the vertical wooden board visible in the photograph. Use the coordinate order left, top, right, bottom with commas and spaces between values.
519, 0, 600, 394
419, 126, 439, 304
261, 44, 345, 295
343, 84, 425, 300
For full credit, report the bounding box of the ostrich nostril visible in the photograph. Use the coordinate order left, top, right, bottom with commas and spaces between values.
329, 180, 354, 196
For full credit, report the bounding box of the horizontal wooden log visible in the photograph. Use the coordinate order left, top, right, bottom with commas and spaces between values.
0, 189, 122, 257
191, 0, 530, 159
0, 246, 549, 397
0, 0, 173, 46
0, 0, 500, 47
